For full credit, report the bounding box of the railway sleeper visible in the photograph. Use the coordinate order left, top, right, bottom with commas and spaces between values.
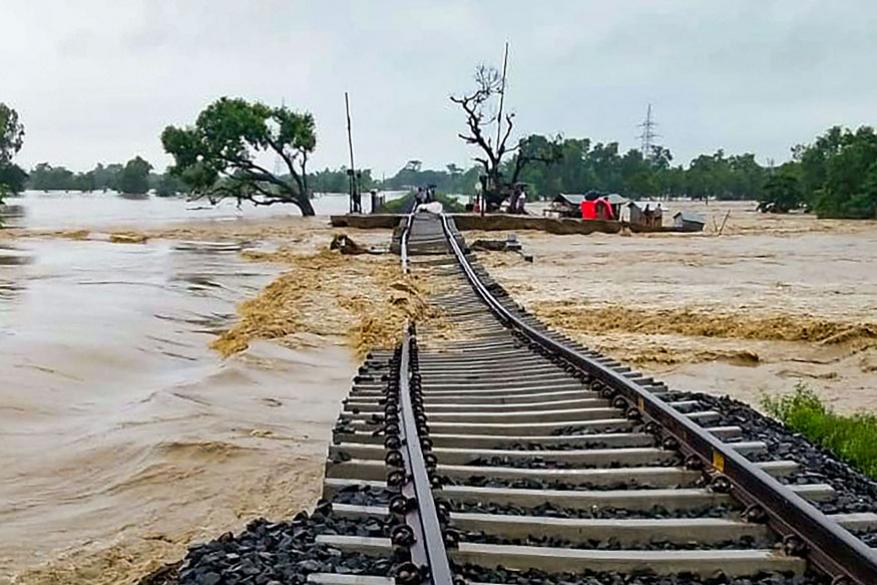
325, 459, 798, 488
329, 442, 766, 467
332, 426, 743, 449
315, 534, 807, 578
343, 397, 610, 414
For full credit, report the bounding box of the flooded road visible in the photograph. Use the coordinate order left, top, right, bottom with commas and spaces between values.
0, 196, 370, 583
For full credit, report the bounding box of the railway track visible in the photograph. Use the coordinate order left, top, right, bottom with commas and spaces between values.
170, 212, 877, 585
311, 212, 877, 585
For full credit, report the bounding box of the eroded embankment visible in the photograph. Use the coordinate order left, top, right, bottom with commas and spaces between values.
211, 245, 452, 359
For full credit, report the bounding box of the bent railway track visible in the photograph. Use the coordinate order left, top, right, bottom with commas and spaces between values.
312, 213, 877, 585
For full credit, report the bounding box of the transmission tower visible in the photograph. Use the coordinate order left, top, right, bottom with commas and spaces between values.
637, 104, 661, 160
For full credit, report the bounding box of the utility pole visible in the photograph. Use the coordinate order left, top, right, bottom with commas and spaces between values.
495, 41, 510, 151
637, 104, 660, 161
345, 92, 360, 213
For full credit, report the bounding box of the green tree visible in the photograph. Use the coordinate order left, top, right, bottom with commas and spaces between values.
162, 97, 317, 215
758, 167, 803, 213
116, 156, 153, 194
152, 172, 188, 197
28, 163, 77, 191
801, 126, 877, 219
0, 103, 24, 165
0, 163, 27, 201
0, 103, 26, 201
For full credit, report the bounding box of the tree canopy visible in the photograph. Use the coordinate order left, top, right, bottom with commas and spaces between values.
116, 156, 153, 195
755, 126, 877, 218
0, 103, 26, 201
162, 97, 318, 215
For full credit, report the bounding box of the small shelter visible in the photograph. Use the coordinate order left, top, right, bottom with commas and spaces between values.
548, 192, 630, 219
547, 194, 587, 218
628, 202, 664, 228
673, 211, 706, 232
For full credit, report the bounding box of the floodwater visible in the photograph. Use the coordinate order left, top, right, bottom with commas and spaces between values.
0, 194, 365, 584
478, 200, 877, 414
1, 190, 399, 231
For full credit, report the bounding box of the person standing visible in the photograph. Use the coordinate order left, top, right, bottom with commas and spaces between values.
515, 185, 527, 214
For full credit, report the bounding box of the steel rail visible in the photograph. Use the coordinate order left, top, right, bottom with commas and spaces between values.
401, 213, 414, 273
438, 213, 877, 585
396, 326, 454, 585
396, 215, 453, 584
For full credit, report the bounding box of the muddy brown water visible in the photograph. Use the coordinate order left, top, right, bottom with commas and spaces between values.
0, 203, 369, 584
478, 200, 877, 414
1, 196, 875, 583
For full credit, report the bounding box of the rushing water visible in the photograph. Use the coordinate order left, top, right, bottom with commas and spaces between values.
0, 193, 364, 583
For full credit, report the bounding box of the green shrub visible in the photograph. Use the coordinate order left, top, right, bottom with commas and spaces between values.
763, 384, 877, 478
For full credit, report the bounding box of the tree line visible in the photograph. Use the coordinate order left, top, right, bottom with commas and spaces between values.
760, 126, 877, 219
3, 96, 875, 219
25, 158, 187, 196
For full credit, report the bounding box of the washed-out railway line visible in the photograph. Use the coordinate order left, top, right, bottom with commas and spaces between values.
171, 213, 877, 585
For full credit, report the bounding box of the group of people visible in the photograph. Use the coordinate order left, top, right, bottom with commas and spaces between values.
414, 185, 436, 205
472, 179, 528, 214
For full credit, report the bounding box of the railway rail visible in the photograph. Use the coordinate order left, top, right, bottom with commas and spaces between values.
309, 212, 877, 585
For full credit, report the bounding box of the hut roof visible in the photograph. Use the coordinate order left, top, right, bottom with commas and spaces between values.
673, 211, 705, 224
556, 193, 630, 206
554, 193, 587, 205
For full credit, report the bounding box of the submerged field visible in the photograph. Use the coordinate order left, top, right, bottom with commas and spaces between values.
0, 193, 409, 584
1, 195, 875, 583
478, 200, 877, 414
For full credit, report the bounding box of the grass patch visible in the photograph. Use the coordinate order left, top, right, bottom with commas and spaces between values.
763, 384, 877, 478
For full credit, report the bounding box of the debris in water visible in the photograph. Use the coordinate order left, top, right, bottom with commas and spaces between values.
110, 231, 149, 244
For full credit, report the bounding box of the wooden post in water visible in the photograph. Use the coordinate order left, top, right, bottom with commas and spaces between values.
345, 92, 360, 213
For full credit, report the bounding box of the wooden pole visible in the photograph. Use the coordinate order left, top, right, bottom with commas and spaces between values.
345, 92, 358, 213
495, 41, 509, 157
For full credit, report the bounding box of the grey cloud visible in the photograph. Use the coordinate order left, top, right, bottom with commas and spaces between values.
2, 0, 875, 176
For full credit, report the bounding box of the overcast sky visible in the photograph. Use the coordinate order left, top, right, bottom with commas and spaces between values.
3, 1, 875, 176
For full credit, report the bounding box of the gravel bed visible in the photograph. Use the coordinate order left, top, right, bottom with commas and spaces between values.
455, 563, 830, 585
177, 512, 391, 584
140, 497, 395, 584
440, 474, 681, 491
551, 425, 633, 436
329, 484, 395, 506
460, 529, 768, 550
508, 441, 653, 451
673, 392, 877, 516
448, 499, 739, 520
466, 455, 684, 470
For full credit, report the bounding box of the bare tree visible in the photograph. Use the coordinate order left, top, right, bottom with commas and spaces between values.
451, 66, 518, 200
452, 66, 560, 208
